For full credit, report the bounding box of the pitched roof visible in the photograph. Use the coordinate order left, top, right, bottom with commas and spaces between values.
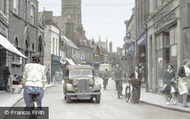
53, 16, 68, 30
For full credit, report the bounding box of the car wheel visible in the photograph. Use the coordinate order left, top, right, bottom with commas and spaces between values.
95, 94, 101, 103
66, 96, 71, 103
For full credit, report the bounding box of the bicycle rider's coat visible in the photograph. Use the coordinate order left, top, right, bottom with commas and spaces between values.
23, 63, 46, 88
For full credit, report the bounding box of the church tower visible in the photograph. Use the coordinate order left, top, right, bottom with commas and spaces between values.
61, 0, 82, 30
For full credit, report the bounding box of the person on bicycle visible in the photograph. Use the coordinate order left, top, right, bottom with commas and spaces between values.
114, 65, 123, 92
102, 69, 110, 90
129, 66, 142, 103
23, 52, 46, 109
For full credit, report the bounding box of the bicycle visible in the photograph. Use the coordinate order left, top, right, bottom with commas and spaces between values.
27, 93, 40, 119
125, 79, 139, 104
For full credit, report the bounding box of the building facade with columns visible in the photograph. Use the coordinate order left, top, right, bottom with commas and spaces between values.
147, 0, 186, 92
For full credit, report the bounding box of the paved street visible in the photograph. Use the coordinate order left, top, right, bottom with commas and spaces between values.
13, 77, 190, 119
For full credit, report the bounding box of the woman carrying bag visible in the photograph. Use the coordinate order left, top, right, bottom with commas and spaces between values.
163, 64, 178, 105
178, 59, 190, 108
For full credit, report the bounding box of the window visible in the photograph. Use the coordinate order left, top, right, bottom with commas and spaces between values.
30, 5, 35, 25
12, 37, 22, 65
0, 0, 7, 15
38, 36, 42, 53
13, 0, 20, 15
24, 0, 27, 20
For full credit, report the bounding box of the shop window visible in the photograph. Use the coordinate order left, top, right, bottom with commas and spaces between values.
156, 34, 163, 50
170, 28, 174, 45
170, 26, 177, 45
171, 45, 177, 56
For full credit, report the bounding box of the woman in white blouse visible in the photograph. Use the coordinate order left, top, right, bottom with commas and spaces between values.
178, 59, 190, 108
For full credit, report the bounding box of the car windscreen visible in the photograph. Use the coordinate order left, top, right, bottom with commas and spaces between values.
69, 69, 93, 78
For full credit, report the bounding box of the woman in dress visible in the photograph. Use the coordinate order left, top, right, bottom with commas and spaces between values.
178, 59, 190, 108
163, 64, 178, 105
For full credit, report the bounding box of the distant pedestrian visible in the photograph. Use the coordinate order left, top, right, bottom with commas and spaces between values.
162, 64, 178, 105
102, 69, 110, 90
178, 59, 190, 108
46, 69, 51, 84
3, 66, 10, 92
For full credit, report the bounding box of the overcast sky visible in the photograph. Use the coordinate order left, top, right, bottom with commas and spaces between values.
38, 0, 135, 52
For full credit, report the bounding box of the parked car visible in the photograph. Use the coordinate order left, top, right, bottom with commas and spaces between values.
98, 64, 112, 77
63, 64, 101, 103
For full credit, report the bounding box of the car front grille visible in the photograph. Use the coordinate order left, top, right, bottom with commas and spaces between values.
78, 79, 89, 93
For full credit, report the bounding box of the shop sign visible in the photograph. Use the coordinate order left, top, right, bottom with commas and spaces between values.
154, 11, 177, 31
137, 38, 144, 45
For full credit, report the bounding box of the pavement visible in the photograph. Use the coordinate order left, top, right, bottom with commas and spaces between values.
122, 83, 190, 113
0, 82, 190, 113
0, 82, 56, 107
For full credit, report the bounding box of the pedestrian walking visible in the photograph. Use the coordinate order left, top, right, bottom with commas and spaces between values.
162, 64, 178, 105
3, 66, 10, 92
46, 69, 51, 84
129, 66, 142, 103
114, 64, 123, 90
178, 59, 190, 108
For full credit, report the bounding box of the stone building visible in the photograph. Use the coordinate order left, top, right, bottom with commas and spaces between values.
147, 0, 185, 92
8, 0, 45, 75
0, 0, 9, 90
43, 11, 61, 80
124, 7, 136, 76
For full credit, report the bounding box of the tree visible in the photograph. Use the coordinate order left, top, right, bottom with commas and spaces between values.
108, 52, 121, 66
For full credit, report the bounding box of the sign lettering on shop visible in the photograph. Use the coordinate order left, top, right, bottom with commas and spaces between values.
154, 11, 177, 31
153, 1, 172, 23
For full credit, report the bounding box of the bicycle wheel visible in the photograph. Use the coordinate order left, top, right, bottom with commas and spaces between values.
125, 86, 130, 102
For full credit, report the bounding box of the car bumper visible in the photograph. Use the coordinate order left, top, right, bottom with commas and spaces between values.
66, 92, 101, 97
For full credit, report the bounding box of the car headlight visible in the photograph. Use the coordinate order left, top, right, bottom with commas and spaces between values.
89, 79, 94, 85
73, 80, 78, 86
89, 86, 93, 91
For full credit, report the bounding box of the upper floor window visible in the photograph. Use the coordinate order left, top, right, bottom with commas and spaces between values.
0, 0, 7, 16
13, 0, 20, 15
30, 5, 35, 25
24, 0, 27, 20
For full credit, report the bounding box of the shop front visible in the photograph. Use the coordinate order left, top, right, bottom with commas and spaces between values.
147, 0, 181, 93
126, 41, 135, 76
51, 54, 61, 82
0, 34, 27, 90
135, 29, 147, 85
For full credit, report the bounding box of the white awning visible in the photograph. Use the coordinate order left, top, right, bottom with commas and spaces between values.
66, 58, 76, 65
0, 34, 27, 59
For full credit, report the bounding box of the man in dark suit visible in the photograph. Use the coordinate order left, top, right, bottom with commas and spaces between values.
129, 66, 142, 103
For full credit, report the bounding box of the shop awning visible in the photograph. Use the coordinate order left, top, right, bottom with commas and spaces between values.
0, 34, 27, 59
66, 58, 76, 65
